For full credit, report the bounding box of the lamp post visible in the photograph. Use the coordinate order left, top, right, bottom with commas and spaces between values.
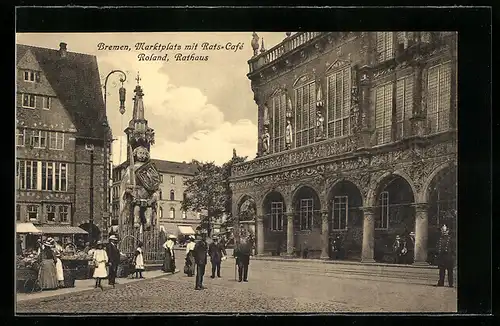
102, 70, 127, 240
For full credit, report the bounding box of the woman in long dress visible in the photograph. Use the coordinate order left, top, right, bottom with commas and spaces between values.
184, 235, 196, 277
134, 242, 145, 279
38, 238, 59, 290
55, 252, 64, 287
162, 235, 176, 273
92, 241, 108, 290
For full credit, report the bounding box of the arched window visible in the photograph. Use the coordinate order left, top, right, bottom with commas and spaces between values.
377, 191, 389, 229
169, 207, 175, 219
159, 206, 163, 219
159, 190, 163, 200
170, 190, 175, 201
182, 210, 187, 219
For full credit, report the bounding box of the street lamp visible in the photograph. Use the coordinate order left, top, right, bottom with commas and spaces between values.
102, 70, 127, 240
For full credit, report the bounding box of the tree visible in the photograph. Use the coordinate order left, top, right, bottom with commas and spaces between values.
182, 154, 247, 236
181, 161, 224, 237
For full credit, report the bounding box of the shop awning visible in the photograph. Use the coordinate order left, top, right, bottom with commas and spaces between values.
177, 225, 195, 235
37, 226, 89, 235
16, 223, 42, 234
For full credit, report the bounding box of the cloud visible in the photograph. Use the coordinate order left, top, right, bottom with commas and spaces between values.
151, 119, 258, 164
97, 50, 256, 165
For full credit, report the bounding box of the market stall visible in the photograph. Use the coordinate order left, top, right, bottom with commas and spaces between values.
16, 223, 42, 293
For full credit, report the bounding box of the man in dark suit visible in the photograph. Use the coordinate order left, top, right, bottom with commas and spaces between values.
234, 238, 252, 282
436, 224, 455, 287
208, 236, 227, 278
193, 232, 208, 290
106, 235, 121, 288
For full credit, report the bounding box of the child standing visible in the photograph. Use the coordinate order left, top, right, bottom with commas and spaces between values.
92, 241, 108, 290
134, 242, 145, 279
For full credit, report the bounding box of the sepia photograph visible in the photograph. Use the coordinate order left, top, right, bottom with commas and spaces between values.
15, 30, 458, 314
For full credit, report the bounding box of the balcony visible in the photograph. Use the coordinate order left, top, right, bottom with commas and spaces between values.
232, 135, 358, 178
248, 32, 324, 73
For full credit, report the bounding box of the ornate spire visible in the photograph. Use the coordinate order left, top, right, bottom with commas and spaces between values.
131, 72, 145, 122
125, 71, 155, 157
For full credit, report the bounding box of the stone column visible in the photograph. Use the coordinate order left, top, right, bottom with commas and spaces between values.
361, 207, 376, 263
256, 215, 265, 255
413, 203, 429, 265
320, 211, 330, 259
286, 212, 295, 255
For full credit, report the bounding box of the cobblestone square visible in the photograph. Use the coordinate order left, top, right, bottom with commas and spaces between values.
16, 259, 456, 313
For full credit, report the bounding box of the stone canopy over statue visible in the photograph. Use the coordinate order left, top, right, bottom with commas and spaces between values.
119, 73, 160, 232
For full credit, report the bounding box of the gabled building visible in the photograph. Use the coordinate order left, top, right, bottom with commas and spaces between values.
231, 32, 457, 264
16, 42, 109, 245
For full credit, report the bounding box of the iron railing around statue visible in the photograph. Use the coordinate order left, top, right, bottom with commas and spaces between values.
118, 225, 166, 264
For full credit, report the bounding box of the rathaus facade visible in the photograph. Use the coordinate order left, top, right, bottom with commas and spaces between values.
230, 32, 457, 264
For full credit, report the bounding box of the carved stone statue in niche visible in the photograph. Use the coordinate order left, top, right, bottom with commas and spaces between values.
285, 119, 293, 149
262, 126, 270, 155
315, 109, 326, 140
251, 32, 260, 57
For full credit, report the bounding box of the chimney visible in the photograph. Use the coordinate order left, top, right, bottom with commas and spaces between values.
59, 42, 67, 58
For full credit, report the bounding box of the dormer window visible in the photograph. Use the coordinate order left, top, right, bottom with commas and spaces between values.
23, 70, 40, 83
22, 94, 36, 109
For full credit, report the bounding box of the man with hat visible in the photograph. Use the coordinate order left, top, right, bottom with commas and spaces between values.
392, 235, 403, 264
405, 231, 416, 264
234, 237, 252, 282
208, 235, 227, 278
193, 231, 208, 290
436, 224, 455, 287
106, 234, 121, 287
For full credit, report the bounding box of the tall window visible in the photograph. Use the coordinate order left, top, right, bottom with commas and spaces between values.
170, 176, 175, 184
16, 128, 25, 147
377, 191, 389, 229
427, 62, 452, 134
270, 202, 284, 231
46, 204, 56, 222
42, 162, 67, 191
395, 75, 414, 140
30, 130, 47, 148
327, 67, 351, 138
59, 205, 70, 223
22, 94, 36, 108
16, 204, 21, 221
294, 83, 315, 147
182, 210, 187, 219
170, 190, 175, 201
170, 208, 175, 219
25, 160, 37, 190
332, 196, 348, 230
159, 190, 163, 200
159, 207, 163, 219
375, 83, 394, 145
27, 205, 38, 221
43, 96, 51, 110
49, 132, 64, 150
299, 198, 313, 231
270, 92, 287, 152
376, 32, 394, 62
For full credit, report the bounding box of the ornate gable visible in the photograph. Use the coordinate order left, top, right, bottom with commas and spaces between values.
325, 59, 351, 73
17, 49, 42, 71
293, 73, 315, 88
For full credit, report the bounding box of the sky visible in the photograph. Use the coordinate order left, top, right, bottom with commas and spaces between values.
16, 32, 286, 165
